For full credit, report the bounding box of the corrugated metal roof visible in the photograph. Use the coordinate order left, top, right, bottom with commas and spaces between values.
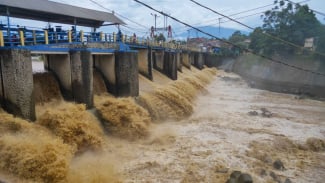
0, 0, 125, 28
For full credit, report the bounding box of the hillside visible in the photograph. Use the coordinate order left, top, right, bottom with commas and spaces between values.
175, 26, 249, 39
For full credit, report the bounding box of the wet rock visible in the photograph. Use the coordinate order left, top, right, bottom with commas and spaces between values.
226, 171, 253, 183
237, 173, 253, 183
260, 108, 272, 118
273, 159, 285, 170
226, 178, 237, 183
230, 171, 242, 179
248, 111, 258, 116
270, 171, 282, 183
284, 178, 292, 183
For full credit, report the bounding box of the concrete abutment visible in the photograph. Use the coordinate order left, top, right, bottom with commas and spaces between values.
0, 49, 35, 121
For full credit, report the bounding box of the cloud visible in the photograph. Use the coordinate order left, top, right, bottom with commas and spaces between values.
2, 0, 324, 38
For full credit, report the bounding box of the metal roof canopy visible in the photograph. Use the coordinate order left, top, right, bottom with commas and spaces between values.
0, 0, 125, 28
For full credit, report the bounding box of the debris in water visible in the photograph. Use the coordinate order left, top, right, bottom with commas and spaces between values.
248, 111, 258, 116
273, 159, 285, 170
260, 108, 273, 118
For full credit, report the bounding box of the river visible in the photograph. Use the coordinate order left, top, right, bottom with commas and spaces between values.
0, 67, 324, 183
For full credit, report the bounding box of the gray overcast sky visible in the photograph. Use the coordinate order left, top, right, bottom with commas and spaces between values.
3, 0, 325, 38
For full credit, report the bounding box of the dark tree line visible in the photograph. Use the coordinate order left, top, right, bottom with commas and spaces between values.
228, 0, 325, 58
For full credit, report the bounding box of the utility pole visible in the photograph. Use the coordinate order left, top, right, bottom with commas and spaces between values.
151, 13, 159, 31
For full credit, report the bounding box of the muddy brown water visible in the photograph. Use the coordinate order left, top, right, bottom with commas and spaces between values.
0, 67, 324, 183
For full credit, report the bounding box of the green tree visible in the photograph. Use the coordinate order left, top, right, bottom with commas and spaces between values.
155, 33, 166, 42
228, 31, 247, 44
250, 0, 322, 56
227, 31, 248, 55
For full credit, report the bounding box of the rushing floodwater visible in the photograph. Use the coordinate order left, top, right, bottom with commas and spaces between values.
0, 67, 324, 183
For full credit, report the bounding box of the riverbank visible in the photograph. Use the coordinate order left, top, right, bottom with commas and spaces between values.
227, 54, 325, 99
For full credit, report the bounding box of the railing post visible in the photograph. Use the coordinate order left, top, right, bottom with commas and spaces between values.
80, 30, 84, 42
0, 31, 4, 47
113, 32, 116, 42
100, 31, 103, 41
19, 30, 25, 46
122, 34, 125, 43
44, 30, 49, 44
68, 30, 72, 43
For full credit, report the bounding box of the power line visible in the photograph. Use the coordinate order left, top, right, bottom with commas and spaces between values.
88, 0, 149, 31
133, 0, 325, 77
173, 2, 275, 33
189, 0, 325, 57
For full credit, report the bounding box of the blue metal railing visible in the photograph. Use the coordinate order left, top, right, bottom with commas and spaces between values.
0, 26, 185, 50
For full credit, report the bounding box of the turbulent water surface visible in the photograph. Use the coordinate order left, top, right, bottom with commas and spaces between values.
0, 67, 324, 183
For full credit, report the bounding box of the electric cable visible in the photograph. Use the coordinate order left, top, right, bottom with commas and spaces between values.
134, 0, 325, 77
189, 0, 325, 57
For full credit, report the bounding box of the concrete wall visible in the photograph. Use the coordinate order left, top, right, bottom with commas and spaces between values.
47, 54, 72, 99
138, 49, 152, 80
233, 54, 325, 98
115, 51, 139, 97
94, 54, 115, 94
181, 52, 191, 69
193, 52, 204, 70
204, 54, 223, 68
0, 49, 35, 121
70, 50, 93, 108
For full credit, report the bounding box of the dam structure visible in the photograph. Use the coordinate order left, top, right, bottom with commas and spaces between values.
0, 0, 221, 121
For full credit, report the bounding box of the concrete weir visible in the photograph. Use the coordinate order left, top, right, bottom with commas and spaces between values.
0, 44, 223, 121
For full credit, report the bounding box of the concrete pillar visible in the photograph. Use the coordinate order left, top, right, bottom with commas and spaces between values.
70, 49, 93, 108
163, 51, 177, 80
114, 51, 139, 97
0, 49, 35, 121
176, 52, 182, 72
193, 52, 204, 70
47, 54, 72, 99
181, 52, 191, 69
93, 54, 116, 94
138, 48, 152, 80
189, 52, 195, 66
